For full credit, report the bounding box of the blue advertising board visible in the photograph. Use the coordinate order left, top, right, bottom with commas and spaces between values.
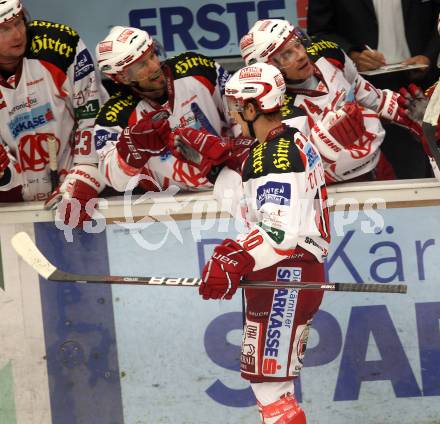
3, 205, 435, 423
24, 0, 299, 58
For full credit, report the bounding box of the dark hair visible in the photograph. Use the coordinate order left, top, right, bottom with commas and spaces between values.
245, 99, 282, 120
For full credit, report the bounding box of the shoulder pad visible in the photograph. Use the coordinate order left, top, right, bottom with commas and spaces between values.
95, 87, 141, 127
242, 128, 305, 182
165, 52, 218, 84
306, 38, 345, 66
26, 20, 80, 71
280, 93, 307, 120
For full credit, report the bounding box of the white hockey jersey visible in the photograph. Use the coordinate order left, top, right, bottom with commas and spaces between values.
237, 125, 330, 270
282, 40, 387, 182
0, 20, 108, 201
94, 52, 237, 193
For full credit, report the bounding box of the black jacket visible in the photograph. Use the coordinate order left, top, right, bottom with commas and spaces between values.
307, 0, 440, 67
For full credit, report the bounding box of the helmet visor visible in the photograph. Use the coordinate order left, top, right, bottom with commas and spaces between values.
268, 28, 311, 69
269, 38, 303, 69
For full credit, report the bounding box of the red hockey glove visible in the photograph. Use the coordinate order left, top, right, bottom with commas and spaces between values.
200, 239, 255, 300
398, 83, 428, 123
170, 127, 254, 176
326, 102, 365, 145
377, 89, 423, 138
116, 110, 170, 169
0, 144, 10, 175
311, 102, 365, 161
45, 164, 105, 229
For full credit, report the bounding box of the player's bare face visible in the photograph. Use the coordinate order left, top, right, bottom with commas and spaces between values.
269, 39, 313, 82
124, 50, 166, 98
0, 16, 27, 67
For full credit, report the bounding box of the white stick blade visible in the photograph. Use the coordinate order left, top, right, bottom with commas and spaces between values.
47, 136, 58, 171
11, 232, 56, 279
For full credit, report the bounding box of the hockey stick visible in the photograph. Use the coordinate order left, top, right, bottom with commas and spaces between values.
47, 136, 59, 191
422, 121, 440, 168
422, 81, 440, 171
11, 232, 407, 294
191, 102, 220, 136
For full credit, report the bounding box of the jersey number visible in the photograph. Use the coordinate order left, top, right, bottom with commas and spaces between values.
74, 130, 92, 156
242, 230, 264, 251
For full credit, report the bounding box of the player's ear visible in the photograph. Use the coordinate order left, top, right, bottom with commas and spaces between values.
244, 101, 258, 119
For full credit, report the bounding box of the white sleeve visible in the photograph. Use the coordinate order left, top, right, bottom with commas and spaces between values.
64, 38, 109, 166
342, 52, 383, 112
94, 123, 135, 192
213, 167, 244, 218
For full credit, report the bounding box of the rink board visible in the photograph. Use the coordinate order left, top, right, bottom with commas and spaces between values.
1, 183, 440, 423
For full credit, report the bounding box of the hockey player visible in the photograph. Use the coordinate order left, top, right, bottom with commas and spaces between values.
237, 19, 426, 183
168, 20, 424, 184
94, 26, 239, 193
0, 0, 108, 222
199, 62, 329, 423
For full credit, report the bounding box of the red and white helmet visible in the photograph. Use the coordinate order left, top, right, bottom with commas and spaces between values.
225, 62, 286, 113
96, 26, 154, 76
0, 0, 22, 24
240, 19, 305, 66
